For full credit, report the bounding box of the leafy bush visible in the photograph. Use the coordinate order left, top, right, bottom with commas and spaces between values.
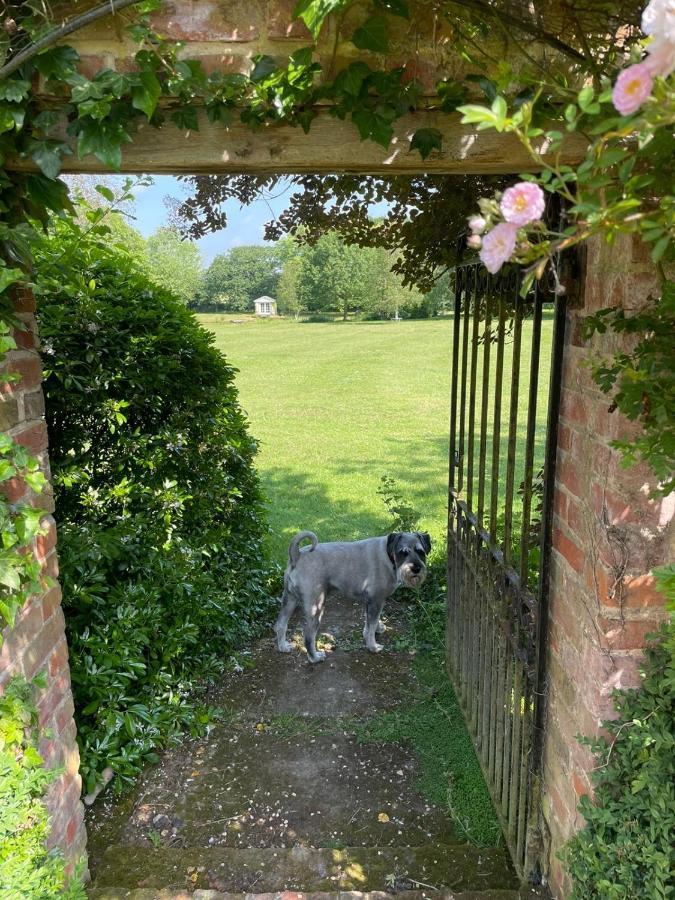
563, 622, 675, 899
0, 675, 85, 898
33, 206, 278, 794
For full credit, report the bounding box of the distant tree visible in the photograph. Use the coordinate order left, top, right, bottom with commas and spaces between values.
196, 245, 280, 312
296, 232, 371, 320
359, 247, 426, 319
277, 256, 303, 318
146, 227, 203, 306
107, 213, 149, 265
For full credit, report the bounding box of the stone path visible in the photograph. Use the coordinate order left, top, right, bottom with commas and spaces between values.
85, 597, 542, 899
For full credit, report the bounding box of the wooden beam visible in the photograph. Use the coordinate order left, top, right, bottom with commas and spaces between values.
7, 109, 588, 175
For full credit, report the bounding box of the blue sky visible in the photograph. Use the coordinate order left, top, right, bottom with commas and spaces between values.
108, 174, 390, 267
124, 175, 297, 265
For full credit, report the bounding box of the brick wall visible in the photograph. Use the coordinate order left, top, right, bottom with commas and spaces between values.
542, 235, 673, 897
60, 0, 534, 93
0, 287, 86, 876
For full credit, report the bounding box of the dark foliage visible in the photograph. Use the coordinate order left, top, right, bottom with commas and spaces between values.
170, 174, 508, 292
33, 210, 277, 794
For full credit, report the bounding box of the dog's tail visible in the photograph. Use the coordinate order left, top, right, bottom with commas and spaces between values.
288, 531, 318, 568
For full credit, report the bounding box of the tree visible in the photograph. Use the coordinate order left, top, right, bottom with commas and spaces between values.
277, 256, 303, 318
145, 227, 203, 306
296, 232, 372, 320
196, 245, 280, 312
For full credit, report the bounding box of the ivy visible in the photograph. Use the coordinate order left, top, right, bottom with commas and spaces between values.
562, 622, 675, 899
0, 674, 85, 897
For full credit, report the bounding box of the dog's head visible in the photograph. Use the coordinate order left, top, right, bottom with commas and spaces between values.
386, 531, 431, 589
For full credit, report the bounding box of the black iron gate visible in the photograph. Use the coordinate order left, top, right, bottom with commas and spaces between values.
446, 257, 566, 879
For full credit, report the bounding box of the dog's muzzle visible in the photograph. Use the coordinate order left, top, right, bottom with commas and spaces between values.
399, 562, 427, 589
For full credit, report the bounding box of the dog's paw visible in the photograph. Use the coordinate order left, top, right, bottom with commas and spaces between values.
278, 641, 294, 653
367, 642, 384, 653
309, 650, 327, 663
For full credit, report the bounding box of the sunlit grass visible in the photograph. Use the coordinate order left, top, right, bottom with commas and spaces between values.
198, 314, 552, 562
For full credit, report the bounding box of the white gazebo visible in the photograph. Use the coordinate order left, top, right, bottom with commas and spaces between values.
254, 296, 277, 317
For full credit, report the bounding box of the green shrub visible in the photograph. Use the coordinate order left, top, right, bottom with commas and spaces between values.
563, 622, 675, 899
33, 207, 278, 794
0, 675, 85, 898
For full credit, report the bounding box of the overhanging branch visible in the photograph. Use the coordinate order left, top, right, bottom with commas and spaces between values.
0, 0, 144, 80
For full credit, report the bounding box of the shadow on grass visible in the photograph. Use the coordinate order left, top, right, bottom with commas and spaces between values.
260, 465, 392, 561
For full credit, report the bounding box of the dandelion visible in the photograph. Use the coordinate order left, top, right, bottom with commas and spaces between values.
479, 222, 518, 274
500, 182, 546, 227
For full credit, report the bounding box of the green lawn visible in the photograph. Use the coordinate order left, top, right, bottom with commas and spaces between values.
198, 314, 552, 563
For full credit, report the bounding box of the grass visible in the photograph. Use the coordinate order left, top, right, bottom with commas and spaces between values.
198, 314, 552, 562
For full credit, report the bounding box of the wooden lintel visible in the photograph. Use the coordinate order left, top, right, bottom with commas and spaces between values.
7, 109, 588, 176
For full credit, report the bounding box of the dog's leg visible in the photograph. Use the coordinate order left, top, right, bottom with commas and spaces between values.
363, 593, 385, 653
303, 591, 327, 663
275, 584, 298, 653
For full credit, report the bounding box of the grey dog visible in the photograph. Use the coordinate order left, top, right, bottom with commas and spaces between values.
275, 530, 431, 663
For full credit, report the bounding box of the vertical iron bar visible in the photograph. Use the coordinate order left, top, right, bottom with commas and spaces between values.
519, 287, 544, 588
531, 290, 567, 772
457, 270, 472, 494
502, 284, 524, 565
477, 291, 492, 526
465, 283, 481, 512
447, 270, 463, 671
489, 293, 506, 540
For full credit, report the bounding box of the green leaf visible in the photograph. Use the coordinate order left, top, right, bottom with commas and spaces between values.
465, 74, 496, 102
0, 266, 24, 295
352, 14, 389, 53
95, 185, 116, 202
410, 127, 442, 159
292, 0, 350, 38
334, 62, 371, 96
33, 46, 80, 81
250, 54, 278, 83
29, 143, 62, 180
131, 70, 161, 120
577, 84, 594, 111
437, 79, 468, 113
651, 235, 670, 263
0, 79, 30, 103
352, 109, 393, 147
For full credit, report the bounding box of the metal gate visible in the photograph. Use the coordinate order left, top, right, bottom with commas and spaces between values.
446, 255, 566, 879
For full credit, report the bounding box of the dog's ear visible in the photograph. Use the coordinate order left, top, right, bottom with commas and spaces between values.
386, 532, 398, 562
417, 531, 432, 554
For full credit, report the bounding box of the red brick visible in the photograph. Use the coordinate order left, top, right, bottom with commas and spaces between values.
268, 0, 312, 39
572, 769, 591, 800
77, 53, 114, 78
553, 526, 586, 574
183, 51, 250, 75
35, 517, 57, 561
22, 609, 65, 680
598, 616, 664, 650
1, 474, 26, 502
42, 585, 63, 624
13, 421, 48, 455
560, 388, 588, 428
12, 286, 36, 313
557, 456, 584, 500
12, 324, 35, 350
150, 1, 260, 42
48, 633, 68, 676
622, 574, 668, 610
1, 355, 42, 392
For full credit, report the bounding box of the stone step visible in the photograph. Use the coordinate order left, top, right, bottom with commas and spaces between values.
88, 844, 519, 896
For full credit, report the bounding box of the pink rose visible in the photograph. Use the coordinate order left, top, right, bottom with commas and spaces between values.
500, 182, 546, 227
612, 63, 653, 116
642, 0, 675, 45
468, 215, 487, 234
467, 234, 482, 250
644, 40, 675, 76
479, 223, 518, 274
